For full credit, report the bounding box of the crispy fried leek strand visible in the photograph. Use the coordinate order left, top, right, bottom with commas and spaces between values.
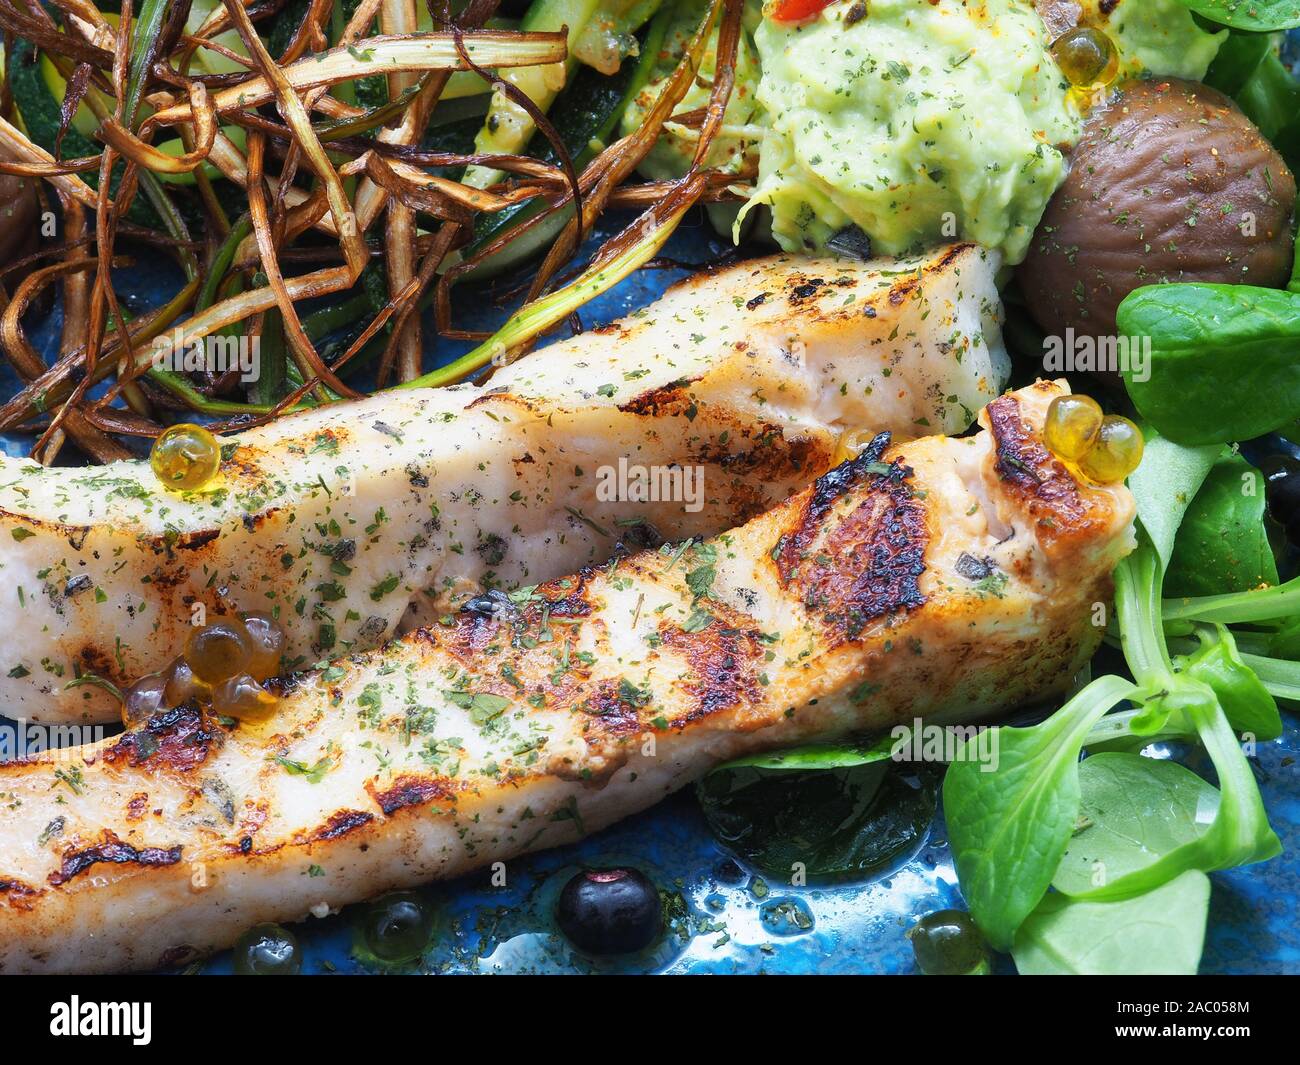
220, 0, 366, 280
99, 83, 218, 174
527, 0, 736, 306
0, 258, 132, 463
397, 170, 708, 391
0, 114, 102, 208
0, 0, 753, 460
149, 32, 568, 125
246, 132, 361, 398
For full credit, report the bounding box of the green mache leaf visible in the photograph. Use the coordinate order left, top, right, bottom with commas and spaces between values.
1241, 651, 1300, 703
1176, 0, 1300, 31
1052, 754, 1219, 896
1125, 433, 1221, 572
715, 730, 898, 772
1165, 451, 1279, 598
1069, 694, 1280, 900
1268, 617, 1300, 659
1177, 624, 1283, 740
941, 675, 1136, 951
1118, 284, 1300, 446
1012, 871, 1211, 976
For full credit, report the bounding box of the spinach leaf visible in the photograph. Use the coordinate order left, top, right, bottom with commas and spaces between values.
696, 753, 937, 885
1166, 452, 1278, 597
1051, 754, 1219, 896
1118, 284, 1300, 445
1176, 0, 1300, 31
1237, 50, 1300, 135
941, 675, 1138, 951
1204, 28, 1274, 96
1012, 871, 1211, 976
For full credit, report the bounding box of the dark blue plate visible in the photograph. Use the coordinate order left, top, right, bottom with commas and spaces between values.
3, 204, 1297, 978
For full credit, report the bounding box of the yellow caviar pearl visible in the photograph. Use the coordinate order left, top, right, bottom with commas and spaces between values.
185, 618, 253, 685
1079, 415, 1144, 483
212, 673, 279, 721
1051, 27, 1120, 89
1043, 394, 1104, 462
151, 423, 221, 492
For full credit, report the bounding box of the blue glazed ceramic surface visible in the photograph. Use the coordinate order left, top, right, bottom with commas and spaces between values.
2, 198, 1297, 979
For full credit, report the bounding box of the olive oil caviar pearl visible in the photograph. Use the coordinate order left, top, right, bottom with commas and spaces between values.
908, 909, 990, 976
185, 618, 255, 685
1043, 394, 1103, 461
1043, 396, 1143, 484
1051, 26, 1119, 89
150, 423, 221, 492
119, 615, 286, 725
1079, 415, 1144, 483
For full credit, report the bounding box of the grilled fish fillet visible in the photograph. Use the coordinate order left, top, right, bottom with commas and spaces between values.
0, 245, 1007, 725
0, 382, 1134, 973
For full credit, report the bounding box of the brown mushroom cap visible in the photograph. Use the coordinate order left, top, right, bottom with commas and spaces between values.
1019, 78, 1297, 340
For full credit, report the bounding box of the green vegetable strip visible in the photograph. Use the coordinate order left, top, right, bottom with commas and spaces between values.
463, 0, 605, 190
1163, 575, 1300, 625
464, 7, 674, 279
124, 0, 171, 129
1242, 653, 1300, 703
395, 172, 704, 390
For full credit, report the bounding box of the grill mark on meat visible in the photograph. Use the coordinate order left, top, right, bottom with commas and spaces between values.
618, 377, 700, 417
301, 810, 375, 841
986, 391, 1106, 556
102, 705, 220, 774
0, 879, 41, 909
49, 833, 182, 886
367, 776, 454, 816
657, 619, 765, 724
773, 436, 928, 642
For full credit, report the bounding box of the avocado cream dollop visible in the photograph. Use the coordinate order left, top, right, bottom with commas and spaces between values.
742, 0, 1225, 263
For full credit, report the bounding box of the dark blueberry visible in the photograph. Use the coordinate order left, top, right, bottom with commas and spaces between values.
556, 868, 662, 955
1263, 456, 1300, 547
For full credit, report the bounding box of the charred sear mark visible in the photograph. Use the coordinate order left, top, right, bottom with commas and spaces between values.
773, 436, 928, 641
985, 394, 1097, 552
0, 878, 40, 908
76, 645, 122, 686
175, 528, 220, 551
103, 705, 220, 773
579, 679, 649, 735
367, 776, 453, 816
657, 619, 765, 723
789, 278, 825, 301
617, 377, 699, 417
49, 833, 182, 886
692, 424, 826, 479
300, 809, 375, 843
